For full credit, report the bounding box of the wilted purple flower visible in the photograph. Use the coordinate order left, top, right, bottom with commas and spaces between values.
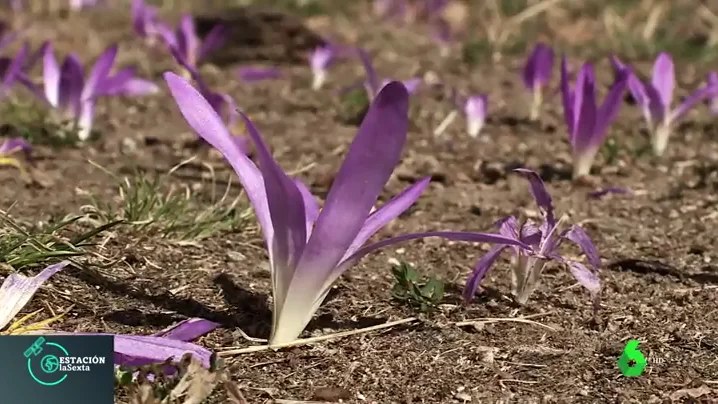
131, 0, 170, 46
464, 169, 601, 306
165, 72, 526, 345
24, 44, 158, 140
358, 48, 421, 99
310, 46, 334, 90
560, 56, 628, 178
611, 53, 718, 156
0, 137, 31, 174
0, 261, 70, 334
162, 14, 226, 78
706, 72, 718, 115
236, 66, 282, 83
523, 43, 554, 120
464, 95, 487, 138
0, 43, 27, 99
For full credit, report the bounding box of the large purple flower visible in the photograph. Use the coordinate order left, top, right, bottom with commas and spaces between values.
165, 72, 527, 345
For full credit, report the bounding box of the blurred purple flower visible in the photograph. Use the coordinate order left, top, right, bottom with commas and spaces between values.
310, 46, 334, 90
523, 43, 554, 120
611, 53, 718, 156
21, 43, 158, 140
560, 56, 628, 178
131, 0, 171, 46
0, 43, 27, 99
464, 95, 487, 138
162, 14, 227, 77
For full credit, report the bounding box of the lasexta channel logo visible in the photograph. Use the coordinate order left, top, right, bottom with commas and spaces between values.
0, 335, 114, 403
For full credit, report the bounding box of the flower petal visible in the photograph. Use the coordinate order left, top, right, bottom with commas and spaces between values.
463, 244, 509, 301
651, 52, 674, 110
357, 48, 380, 96
513, 168, 555, 229
113, 334, 213, 368
59, 54, 85, 114
239, 109, 307, 312
566, 261, 600, 295
292, 179, 320, 239
671, 84, 718, 123
571, 63, 597, 152
2, 43, 26, 91
152, 318, 220, 341
341, 176, 431, 262
77, 100, 95, 141
198, 23, 227, 62
81, 44, 117, 101
595, 69, 628, 138
0, 261, 70, 330
292, 81, 409, 287
164, 72, 272, 244
559, 56, 574, 135
42, 43, 60, 106
562, 225, 600, 268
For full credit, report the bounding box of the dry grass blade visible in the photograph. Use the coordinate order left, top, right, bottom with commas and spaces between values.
455, 312, 557, 332
217, 317, 417, 356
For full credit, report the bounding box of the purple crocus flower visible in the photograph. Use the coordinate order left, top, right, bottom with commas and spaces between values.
358, 48, 420, 100
611, 53, 718, 156
523, 43, 554, 121
310, 46, 335, 90
162, 14, 227, 78
464, 95, 487, 138
464, 169, 601, 306
560, 56, 628, 178
0, 43, 27, 99
165, 72, 527, 345
131, 0, 170, 46
25, 43, 158, 140
706, 72, 718, 115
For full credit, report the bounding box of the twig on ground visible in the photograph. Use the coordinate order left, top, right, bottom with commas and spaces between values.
217, 317, 417, 356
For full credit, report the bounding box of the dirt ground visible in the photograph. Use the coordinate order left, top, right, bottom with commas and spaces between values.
2, 1, 718, 403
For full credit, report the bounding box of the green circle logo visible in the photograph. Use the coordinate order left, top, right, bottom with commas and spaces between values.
40, 355, 60, 373
24, 337, 69, 386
